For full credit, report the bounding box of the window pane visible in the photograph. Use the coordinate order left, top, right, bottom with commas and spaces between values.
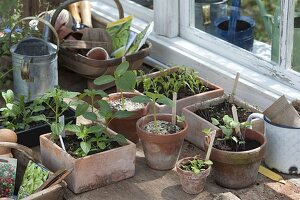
193, 0, 279, 62
127, 0, 153, 9
292, 0, 300, 72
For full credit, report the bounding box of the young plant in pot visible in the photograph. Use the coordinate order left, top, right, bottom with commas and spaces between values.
176, 131, 215, 194
132, 92, 188, 170
135, 66, 224, 115
203, 113, 266, 189
39, 91, 136, 193
0, 89, 77, 147
93, 60, 149, 143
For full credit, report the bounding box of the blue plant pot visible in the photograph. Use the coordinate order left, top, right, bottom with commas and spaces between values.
214, 16, 255, 51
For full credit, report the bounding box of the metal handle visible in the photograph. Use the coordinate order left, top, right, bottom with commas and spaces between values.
21, 57, 32, 82
247, 113, 264, 123
9, 16, 60, 54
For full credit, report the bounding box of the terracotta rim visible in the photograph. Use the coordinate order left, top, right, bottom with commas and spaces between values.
176, 156, 211, 177
136, 114, 188, 142
204, 129, 266, 164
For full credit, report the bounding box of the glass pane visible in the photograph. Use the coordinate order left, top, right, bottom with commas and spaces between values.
292, 0, 300, 72
127, 0, 153, 9
193, 0, 279, 61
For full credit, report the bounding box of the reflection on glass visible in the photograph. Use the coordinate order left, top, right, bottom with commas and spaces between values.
292, 0, 300, 72
128, 0, 153, 9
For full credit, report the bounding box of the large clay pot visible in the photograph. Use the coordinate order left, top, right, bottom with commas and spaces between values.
176, 156, 211, 194
136, 114, 188, 170
105, 92, 149, 143
204, 129, 266, 189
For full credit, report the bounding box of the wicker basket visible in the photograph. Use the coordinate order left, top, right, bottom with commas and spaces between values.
50, 0, 152, 90
0, 142, 66, 200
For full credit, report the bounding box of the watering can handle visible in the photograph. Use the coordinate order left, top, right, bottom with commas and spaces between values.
228, 0, 241, 42
247, 113, 264, 123
8, 16, 60, 54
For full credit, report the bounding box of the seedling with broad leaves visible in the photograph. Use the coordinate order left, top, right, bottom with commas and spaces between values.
93, 61, 137, 110
180, 156, 213, 174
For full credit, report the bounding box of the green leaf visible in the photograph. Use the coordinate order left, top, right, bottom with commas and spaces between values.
157, 96, 174, 107
115, 61, 129, 77
220, 126, 232, 137
51, 122, 64, 136
112, 134, 128, 144
83, 112, 97, 121
87, 125, 104, 133
94, 75, 115, 86
204, 160, 213, 165
2, 89, 14, 104
62, 91, 80, 99
115, 71, 136, 91
202, 128, 211, 135
29, 114, 47, 122
80, 141, 91, 155
211, 117, 220, 126
95, 90, 108, 98
98, 100, 112, 119
97, 142, 106, 150
65, 124, 81, 133
32, 105, 45, 113
230, 121, 239, 128
223, 115, 233, 125
191, 166, 200, 174
130, 95, 152, 103
113, 110, 134, 119
75, 102, 89, 117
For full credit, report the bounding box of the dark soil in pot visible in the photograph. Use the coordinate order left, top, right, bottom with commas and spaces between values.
213, 137, 261, 152
56, 134, 121, 159
195, 100, 252, 123
143, 120, 181, 134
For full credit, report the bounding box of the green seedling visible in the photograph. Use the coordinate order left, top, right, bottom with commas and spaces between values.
180, 156, 213, 174
131, 92, 174, 133
93, 60, 137, 110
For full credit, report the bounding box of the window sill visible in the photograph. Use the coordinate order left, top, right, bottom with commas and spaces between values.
91, 2, 300, 110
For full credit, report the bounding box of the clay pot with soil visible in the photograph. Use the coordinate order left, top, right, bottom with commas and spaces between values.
136, 66, 224, 115
94, 60, 149, 143
182, 95, 264, 150
104, 92, 149, 143
176, 156, 212, 194
203, 116, 266, 189
136, 114, 188, 170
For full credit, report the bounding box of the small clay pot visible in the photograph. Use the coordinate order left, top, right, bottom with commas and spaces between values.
176, 156, 211, 194
86, 47, 109, 60
136, 114, 188, 170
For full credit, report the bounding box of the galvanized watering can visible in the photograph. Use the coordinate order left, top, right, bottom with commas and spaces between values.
194, 0, 228, 35
10, 17, 59, 101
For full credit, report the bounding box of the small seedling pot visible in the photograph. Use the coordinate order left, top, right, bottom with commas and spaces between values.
176, 156, 211, 194
136, 114, 188, 170
204, 129, 266, 189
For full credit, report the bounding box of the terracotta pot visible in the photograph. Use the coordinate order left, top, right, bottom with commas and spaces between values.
105, 92, 149, 143
136, 67, 224, 115
182, 95, 264, 150
204, 129, 266, 189
136, 114, 188, 170
40, 129, 136, 194
176, 156, 211, 194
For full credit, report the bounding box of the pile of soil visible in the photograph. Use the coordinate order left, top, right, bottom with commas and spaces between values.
213, 137, 261, 152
